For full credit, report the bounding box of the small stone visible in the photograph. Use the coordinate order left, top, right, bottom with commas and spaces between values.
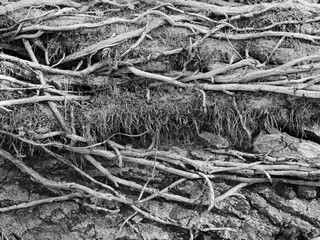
198, 132, 230, 149
297, 185, 317, 199
169, 146, 188, 157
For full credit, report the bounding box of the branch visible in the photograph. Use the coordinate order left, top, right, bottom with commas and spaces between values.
0, 53, 83, 76
0, 148, 127, 204
42, 147, 119, 195
180, 59, 256, 83
198, 172, 215, 212
127, 66, 186, 88
84, 155, 119, 187
23, 39, 71, 132
0, 0, 81, 15
0, 193, 84, 213
197, 83, 320, 98
0, 74, 66, 96
161, 0, 320, 16
0, 95, 89, 107
212, 31, 320, 44
60, 13, 186, 64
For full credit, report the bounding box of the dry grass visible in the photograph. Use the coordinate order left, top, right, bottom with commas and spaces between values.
1, 77, 319, 151
71, 86, 320, 149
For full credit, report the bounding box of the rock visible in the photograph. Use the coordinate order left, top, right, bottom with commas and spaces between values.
255, 185, 320, 238
253, 132, 320, 159
275, 224, 300, 240
248, 40, 320, 65
169, 204, 198, 223
297, 186, 317, 199
274, 182, 296, 200
216, 195, 251, 218
175, 180, 202, 199
198, 132, 230, 149
138, 224, 172, 240
201, 39, 241, 64
0, 184, 30, 203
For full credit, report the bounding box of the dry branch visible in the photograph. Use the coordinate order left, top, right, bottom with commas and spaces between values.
23, 38, 71, 132
126, 63, 320, 98
0, 147, 201, 230
0, 53, 83, 76
33, 131, 87, 142
216, 174, 320, 187
84, 154, 119, 187
0, 95, 89, 106
0, 193, 84, 213
214, 64, 320, 83
212, 31, 320, 44
0, 148, 126, 203
161, 0, 320, 16
42, 147, 119, 195
2, 11, 157, 37
60, 13, 186, 64
2, 130, 320, 184
95, 0, 139, 8
193, 55, 320, 83
160, 0, 254, 16
198, 83, 320, 98
128, 66, 186, 88
0, 74, 66, 96
198, 172, 215, 212
0, 0, 81, 15
2, 125, 320, 218
180, 59, 256, 83
137, 178, 187, 204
